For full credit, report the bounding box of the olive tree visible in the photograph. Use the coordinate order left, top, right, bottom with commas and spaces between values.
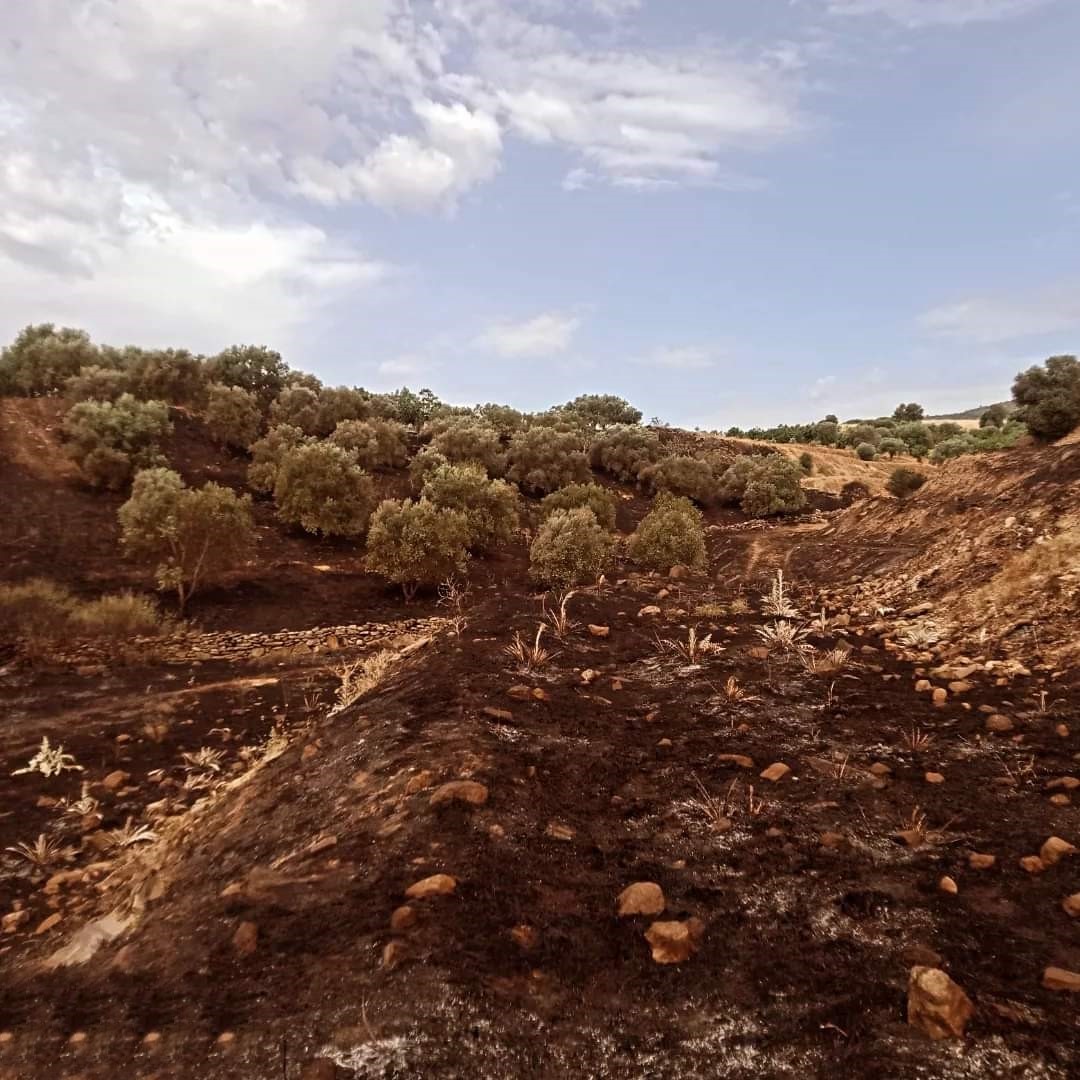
528, 508, 616, 587
61, 394, 172, 489
1012, 355, 1080, 441
628, 492, 706, 570
119, 468, 254, 610
421, 463, 520, 553
204, 383, 263, 449
273, 442, 377, 537
365, 499, 471, 599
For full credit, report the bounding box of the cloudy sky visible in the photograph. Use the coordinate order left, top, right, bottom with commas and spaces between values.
2, 0, 1077, 426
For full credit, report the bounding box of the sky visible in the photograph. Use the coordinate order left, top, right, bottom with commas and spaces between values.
1, 0, 1078, 427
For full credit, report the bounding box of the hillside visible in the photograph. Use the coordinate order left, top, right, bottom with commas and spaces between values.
2, 399, 1079, 1078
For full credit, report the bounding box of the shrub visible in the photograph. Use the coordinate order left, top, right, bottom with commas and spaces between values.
421, 463, 520, 553
540, 483, 618, 531
430, 421, 505, 475
718, 455, 806, 517
814, 421, 839, 445
855, 442, 876, 461
560, 393, 642, 429
365, 499, 471, 600
330, 419, 409, 469
878, 437, 906, 459
119, 468, 254, 610
64, 366, 132, 402
628, 492, 706, 570
893, 402, 925, 422
61, 394, 172, 489
312, 387, 370, 435
843, 424, 882, 449
528, 508, 616, 587
204, 383, 263, 449
247, 424, 310, 494
798, 451, 814, 474
590, 425, 661, 482
886, 467, 927, 499
0, 324, 99, 396
268, 384, 321, 434
840, 480, 870, 504
506, 428, 590, 494
206, 344, 290, 405
980, 403, 1009, 429
896, 422, 932, 460
0, 579, 76, 652
929, 435, 975, 463
1012, 354, 1080, 441
72, 592, 166, 641
475, 403, 526, 435
637, 455, 719, 506
409, 446, 450, 491
273, 442, 377, 537
117, 347, 208, 407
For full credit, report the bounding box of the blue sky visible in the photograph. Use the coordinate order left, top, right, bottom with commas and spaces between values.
1, 0, 1077, 426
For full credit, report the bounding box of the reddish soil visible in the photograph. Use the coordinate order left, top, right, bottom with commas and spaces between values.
1, 401, 1078, 1079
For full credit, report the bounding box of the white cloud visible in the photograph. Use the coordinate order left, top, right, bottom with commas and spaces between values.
377, 353, 436, 381
809, 374, 837, 400
918, 280, 1080, 343
636, 346, 717, 370
823, 0, 1053, 28
478, 311, 581, 357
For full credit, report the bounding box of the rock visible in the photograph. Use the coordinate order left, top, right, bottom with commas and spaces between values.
939, 876, 958, 895
968, 852, 996, 870
381, 940, 406, 969
669, 565, 691, 580
1042, 967, 1080, 992
907, 966, 975, 1039
985, 715, 1014, 733
915, 679, 932, 693
925, 772, 945, 785
718, 754, 754, 769
931, 687, 948, 706
390, 905, 416, 932
588, 625, 610, 638
545, 822, 576, 841
101, 770, 130, 792
1049, 794, 1072, 807
482, 706, 514, 721
820, 832, 846, 849
580, 669, 599, 685
2, 910, 29, 933
759, 762, 790, 783
1019, 856, 1046, 874
510, 925, 540, 950
869, 762, 892, 777
896, 829, 926, 849
948, 681, 973, 695
1062, 894, 1080, 918
638, 606, 662, 618
617, 882, 666, 917
35, 913, 62, 935
404, 770, 434, 794
1039, 836, 1076, 866
1047, 776, 1080, 791
404, 874, 457, 899
1055, 723, 1070, 738
217, 1031, 236, 1046
232, 921, 258, 957
507, 685, 535, 701
644, 918, 703, 964
301, 743, 319, 763
429, 781, 489, 809
656, 589, 670, 600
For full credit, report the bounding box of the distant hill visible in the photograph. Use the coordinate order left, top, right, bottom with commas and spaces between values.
926, 401, 1015, 422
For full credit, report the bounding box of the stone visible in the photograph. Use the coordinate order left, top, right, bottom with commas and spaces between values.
939, 876, 958, 895
35, 913, 62, 934
1039, 836, 1076, 866
2, 909, 29, 933
429, 781, 489, 809
948, 681, 973, 694
1020, 856, 1046, 874
644, 918, 703, 964
1046, 776, 1080, 791
915, 679, 932, 693
101, 770, 130, 791
759, 762, 790, 783
1049, 794, 1072, 807
985, 715, 1014, 733
217, 1031, 236, 1046
925, 772, 945, 784
381, 940, 406, 969
907, 967, 974, 1039
507, 685, 535, 701
656, 589, 670, 600
968, 853, 996, 870
545, 822, 576, 842
232, 921, 258, 957
580, 669, 599, 685
820, 832, 846, 849
404, 770, 434, 795
669, 564, 691, 580
1062, 894, 1080, 917
588, 625, 610, 638
510, 925, 540, 950
301, 743, 319, 763
390, 905, 416, 932
482, 707, 514, 721
718, 754, 754, 769
931, 688, 948, 706
617, 882, 666, 917
404, 874, 457, 899
1056, 723, 1070, 738
1042, 967, 1080, 992
869, 762, 892, 777
638, 606, 662, 617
